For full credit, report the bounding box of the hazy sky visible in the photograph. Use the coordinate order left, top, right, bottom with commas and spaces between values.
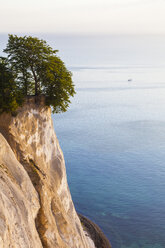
0, 0, 165, 34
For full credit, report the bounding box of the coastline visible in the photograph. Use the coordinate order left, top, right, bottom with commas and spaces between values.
78, 214, 112, 248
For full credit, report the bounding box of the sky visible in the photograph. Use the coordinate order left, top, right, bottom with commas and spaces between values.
0, 0, 165, 35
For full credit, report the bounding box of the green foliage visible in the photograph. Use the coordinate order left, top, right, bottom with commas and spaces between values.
0, 57, 23, 114
2, 34, 75, 113
40, 56, 75, 113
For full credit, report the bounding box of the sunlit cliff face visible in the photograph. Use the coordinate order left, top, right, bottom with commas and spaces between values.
0, 98, 95, 248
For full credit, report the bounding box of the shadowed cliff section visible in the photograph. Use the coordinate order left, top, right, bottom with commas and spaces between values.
79, 214, 111, 248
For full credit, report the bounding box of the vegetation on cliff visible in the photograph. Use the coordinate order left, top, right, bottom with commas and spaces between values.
0, 57, 23, 114
0, 34, 75, 114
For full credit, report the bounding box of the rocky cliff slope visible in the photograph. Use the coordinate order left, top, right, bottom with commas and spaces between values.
0, 133, 42, 248
0, 97, 97, 248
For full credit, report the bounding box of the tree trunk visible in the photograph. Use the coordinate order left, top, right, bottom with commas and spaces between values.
35, 81, 38, 96
31, 66, 38, 96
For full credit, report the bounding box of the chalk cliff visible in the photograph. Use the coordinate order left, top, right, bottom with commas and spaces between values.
0, 97, 96, 248
0, 133, 42, 248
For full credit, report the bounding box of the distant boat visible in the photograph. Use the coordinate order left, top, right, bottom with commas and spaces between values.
128, 79, 132, 82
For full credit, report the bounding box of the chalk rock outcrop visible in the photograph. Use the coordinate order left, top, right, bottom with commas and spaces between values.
0, 97, 95, 248
0, 133, 42, 248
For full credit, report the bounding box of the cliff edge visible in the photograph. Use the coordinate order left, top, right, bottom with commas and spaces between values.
0, 97, 111, 248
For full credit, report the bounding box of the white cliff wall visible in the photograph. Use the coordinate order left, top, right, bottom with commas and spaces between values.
0, 133, 43, 248
0, 98, 95, 248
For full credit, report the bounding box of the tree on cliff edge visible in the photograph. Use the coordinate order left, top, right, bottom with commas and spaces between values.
0, 57, 23, 114
2, 34, 75, 113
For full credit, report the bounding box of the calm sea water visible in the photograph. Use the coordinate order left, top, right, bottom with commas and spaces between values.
1, 34, 165, 248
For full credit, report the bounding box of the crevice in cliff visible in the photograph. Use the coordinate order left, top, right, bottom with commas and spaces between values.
35, 191, 49, 248
22, 159, 50, 248
29, 159, 46, 179
3, 139, 49, 247
22, 159, 49, 248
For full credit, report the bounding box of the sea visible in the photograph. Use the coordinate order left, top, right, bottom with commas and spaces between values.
1, 34, 165, 248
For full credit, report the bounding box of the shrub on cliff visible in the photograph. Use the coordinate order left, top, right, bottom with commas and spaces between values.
0, 57, 23, 114
2, 34, 75, 113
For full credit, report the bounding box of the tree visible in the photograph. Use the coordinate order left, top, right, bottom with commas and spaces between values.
3, 34, 75, 113
0, 57, 23, 114
39, 56, 75, 113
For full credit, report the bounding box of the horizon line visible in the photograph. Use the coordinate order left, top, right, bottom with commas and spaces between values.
1, 32, 165, 37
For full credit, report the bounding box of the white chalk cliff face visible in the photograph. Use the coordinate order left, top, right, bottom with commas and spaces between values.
0, 133, 42, 248
0, 98, 95, 248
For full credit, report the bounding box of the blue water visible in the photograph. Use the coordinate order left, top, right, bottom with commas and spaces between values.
53, 66, 165, 248
51, 36, 165, 248
1, 34, 165, 248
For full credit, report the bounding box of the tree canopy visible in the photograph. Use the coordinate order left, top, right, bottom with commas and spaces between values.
0, 57, 23, 114
0, 34, 75, 113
